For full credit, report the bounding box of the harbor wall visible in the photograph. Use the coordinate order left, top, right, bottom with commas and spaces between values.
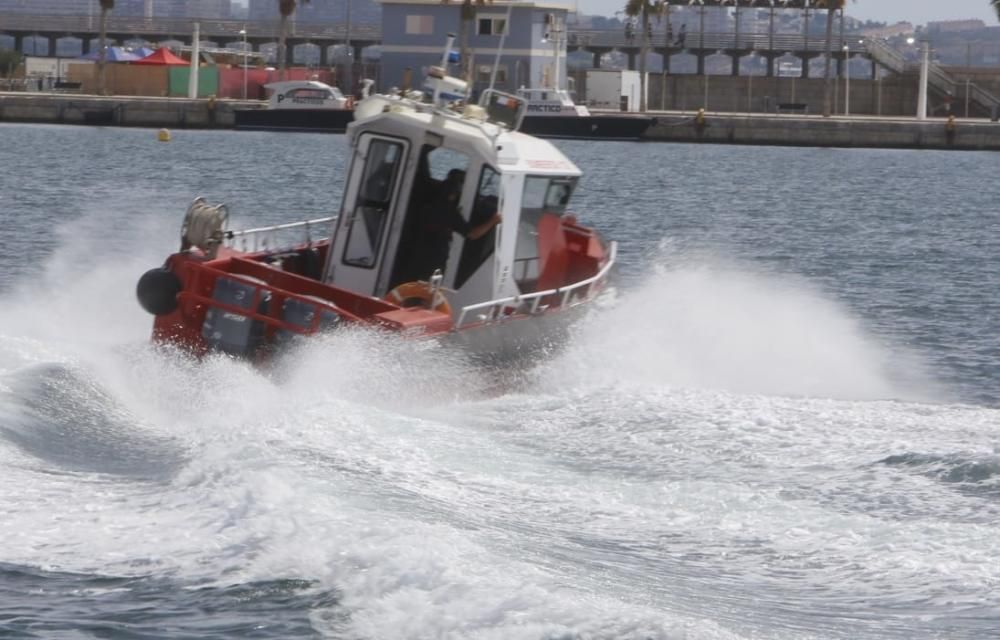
571, 72, 983, 119
643, 113, 1000, 151
0, 93, 240, 128
3, 92, 1000, 151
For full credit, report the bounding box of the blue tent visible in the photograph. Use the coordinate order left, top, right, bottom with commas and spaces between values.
134, 47, 156, 58
78, 47, 141, 62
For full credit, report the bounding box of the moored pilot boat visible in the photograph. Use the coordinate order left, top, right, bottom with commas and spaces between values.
516, 86, 655, 141
233, 79, 360, 133
137, 38, 616, 362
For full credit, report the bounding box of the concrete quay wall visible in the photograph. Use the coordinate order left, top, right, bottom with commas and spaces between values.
0, 93, 243, 128
3, 92, 1000, 151
642, 112, 1000, 151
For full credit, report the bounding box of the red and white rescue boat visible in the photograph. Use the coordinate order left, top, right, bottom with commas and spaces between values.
137, 54, 616, 362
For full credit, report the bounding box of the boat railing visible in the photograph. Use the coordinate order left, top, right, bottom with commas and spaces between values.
455, 241, 617, 328
223, 215, 337, 253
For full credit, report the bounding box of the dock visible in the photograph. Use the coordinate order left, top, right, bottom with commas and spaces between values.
640, 111, 998, 151
2, 92, 998, 151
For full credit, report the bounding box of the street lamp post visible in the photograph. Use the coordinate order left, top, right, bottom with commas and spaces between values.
240, 27, 248, 100
918, 39, 929, 120
908, 36, 929, 120
344, 0, 353, 98
843, 44, 849, 116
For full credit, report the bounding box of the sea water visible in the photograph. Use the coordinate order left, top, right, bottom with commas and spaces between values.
0, 123, 998, 639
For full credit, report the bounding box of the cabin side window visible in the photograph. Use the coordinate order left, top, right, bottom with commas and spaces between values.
281, 87, 336, 105
342, 139, 403, 269
454, 166, 501, 289
513, 175, 577, 292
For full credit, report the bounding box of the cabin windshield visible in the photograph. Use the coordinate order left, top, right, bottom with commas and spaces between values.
388, 145, 472, 289
513, 176, 577, 292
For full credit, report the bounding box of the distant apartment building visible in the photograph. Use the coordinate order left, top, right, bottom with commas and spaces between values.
0, 0, 233, 18
248, 0, 380, 25
660, 6, 729, 33
0, 0, 100, 14
928, 19, 987, 33
143, 0, 232, 19
861, 21, 915, 39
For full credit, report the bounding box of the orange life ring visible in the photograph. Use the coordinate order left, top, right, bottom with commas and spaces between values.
385, 281, 452, 315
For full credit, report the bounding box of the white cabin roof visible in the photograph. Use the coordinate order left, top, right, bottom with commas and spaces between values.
263, 80, 344, 96
349, 95, 581, 177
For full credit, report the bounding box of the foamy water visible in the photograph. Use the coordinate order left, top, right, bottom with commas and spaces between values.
1, 125, 998, 639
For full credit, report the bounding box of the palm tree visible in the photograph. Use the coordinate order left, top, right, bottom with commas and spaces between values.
624, 0, 663, 111
443, 0, 492, 86
98, 0, 114, 95
278, 0, 310, 81
993, 0, 1000, 20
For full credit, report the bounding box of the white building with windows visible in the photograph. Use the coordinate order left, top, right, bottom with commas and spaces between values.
379, 0, 570, 95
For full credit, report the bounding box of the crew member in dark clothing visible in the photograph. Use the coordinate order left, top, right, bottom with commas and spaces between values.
409, 169, 501, 281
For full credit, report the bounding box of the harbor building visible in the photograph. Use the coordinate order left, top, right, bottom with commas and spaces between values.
379, 0, 569, 95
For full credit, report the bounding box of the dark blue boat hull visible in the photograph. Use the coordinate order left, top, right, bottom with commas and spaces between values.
519, 114, 654, 140
233, 108, 354, 133
234, 108, 653, 140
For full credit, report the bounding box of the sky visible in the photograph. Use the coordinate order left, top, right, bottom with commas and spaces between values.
575, 0, 999, 26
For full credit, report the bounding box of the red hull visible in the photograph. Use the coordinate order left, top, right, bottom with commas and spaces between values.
145, 219, 610, 361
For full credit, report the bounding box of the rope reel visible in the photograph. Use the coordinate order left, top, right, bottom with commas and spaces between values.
180, 197, 229, 259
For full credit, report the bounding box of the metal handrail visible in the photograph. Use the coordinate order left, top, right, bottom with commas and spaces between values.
968, 81, 1000, 109
864, 37, 907, 74
456, 240, 617, 328
224, 215, 336, 253
568, 30, 867, 53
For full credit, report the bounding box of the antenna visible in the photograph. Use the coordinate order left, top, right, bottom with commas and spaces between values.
487, 3, 514, 94
441, 32, 457, 68
432, 33, 457, 105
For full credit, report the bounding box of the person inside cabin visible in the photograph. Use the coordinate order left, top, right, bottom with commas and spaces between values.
407, 169, 502, 281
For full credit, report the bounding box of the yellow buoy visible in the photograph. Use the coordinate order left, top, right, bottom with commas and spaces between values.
158, 128, 171, 142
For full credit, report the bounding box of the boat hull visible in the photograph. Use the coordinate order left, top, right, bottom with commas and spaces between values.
519, 114, 654, 141
443, 302, 590, 367
233, 108, 354, 133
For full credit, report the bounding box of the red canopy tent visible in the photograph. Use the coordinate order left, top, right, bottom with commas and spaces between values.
134, 47, 188, 66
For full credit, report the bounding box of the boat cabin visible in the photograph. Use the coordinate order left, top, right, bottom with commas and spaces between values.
518, 87, 590, 117
263, 80, 350, 110
321, 88, 586, 318
137, 60, 614, 360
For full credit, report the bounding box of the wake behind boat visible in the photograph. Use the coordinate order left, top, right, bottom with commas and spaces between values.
137, 41, 615, 363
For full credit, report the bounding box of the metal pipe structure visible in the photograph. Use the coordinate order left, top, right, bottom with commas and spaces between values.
240, 26, 247, 100
344, 0, 352, 97
188, 22, 200, 99
843, 44, 849, 116
917, 40, 929, 120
